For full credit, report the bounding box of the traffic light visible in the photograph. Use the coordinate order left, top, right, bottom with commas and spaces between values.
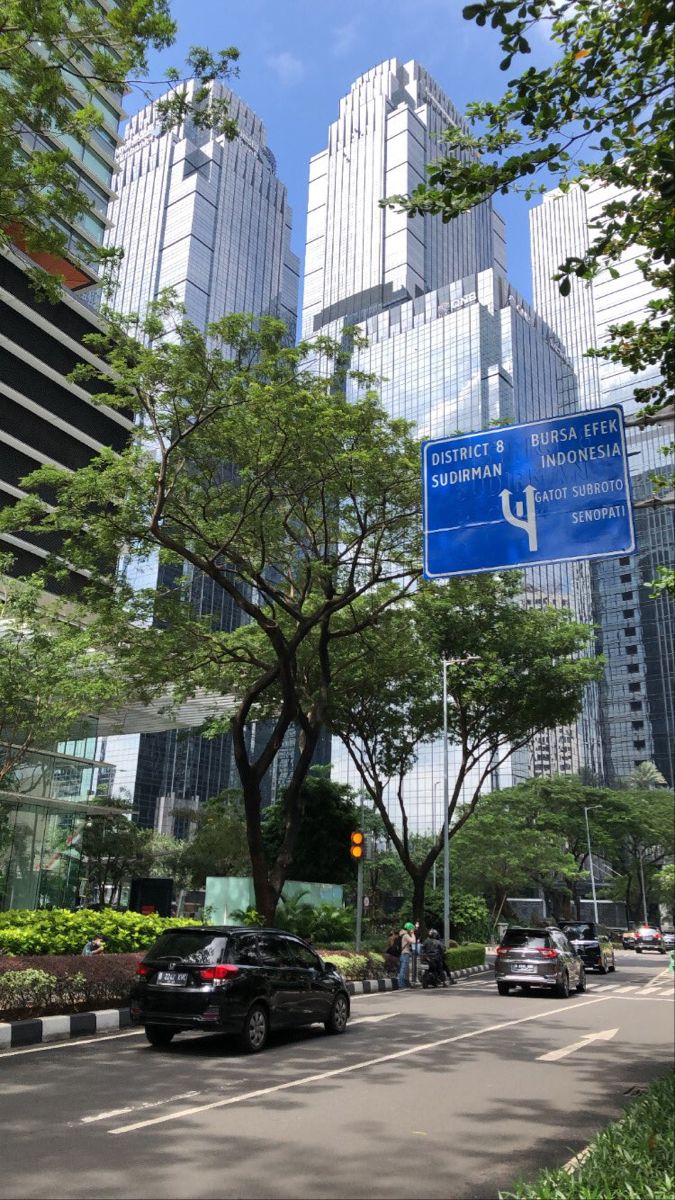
349, 830, 364, 860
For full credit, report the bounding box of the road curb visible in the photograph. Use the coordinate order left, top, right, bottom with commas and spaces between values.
0, 964, 492, 1048
347, 963, 490, 995
0, 1006, 131, 1050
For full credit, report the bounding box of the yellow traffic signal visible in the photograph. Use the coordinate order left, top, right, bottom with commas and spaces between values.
350, 830, 364, 860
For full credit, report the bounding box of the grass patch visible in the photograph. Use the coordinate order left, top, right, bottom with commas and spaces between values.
501, 1071, 674, 1200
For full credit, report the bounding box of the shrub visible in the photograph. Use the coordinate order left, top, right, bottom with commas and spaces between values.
0, 953, 142, 1020
445, 943, 485, 972
0, 909, 198, 955
502, 1071, 674, 1199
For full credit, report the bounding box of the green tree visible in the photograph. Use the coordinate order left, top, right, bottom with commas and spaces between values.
0, 562, 125, 788
600, 783, 675, 923
2, 301, 420, 922
0, 0, 239, 291
80, 800, 154, 905
262, 769, 359, 886
177, 793, 250, 890
451, 782, 582, 926
328, 575, 602, 925
387, 0, 673, 419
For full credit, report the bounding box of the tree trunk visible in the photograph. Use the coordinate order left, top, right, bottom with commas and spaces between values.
411, 871, 427, 935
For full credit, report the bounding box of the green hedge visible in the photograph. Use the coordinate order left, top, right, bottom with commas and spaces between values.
502, 1071, 674, 1200
0, 909, 198, 955
445, 943, 486, 971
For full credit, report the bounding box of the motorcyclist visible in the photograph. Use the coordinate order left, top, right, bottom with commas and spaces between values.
421, 928, 447, 987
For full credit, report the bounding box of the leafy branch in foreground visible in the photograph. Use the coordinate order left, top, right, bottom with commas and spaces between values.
386, 0, 674, 417
0, 0, 239, 293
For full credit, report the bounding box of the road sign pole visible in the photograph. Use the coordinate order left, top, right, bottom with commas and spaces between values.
443, 656, 450, 947
355, 794, 364, 952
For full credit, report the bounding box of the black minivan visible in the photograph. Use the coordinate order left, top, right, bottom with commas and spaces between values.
130, 926, 350, 1053
561, 922, 616, 974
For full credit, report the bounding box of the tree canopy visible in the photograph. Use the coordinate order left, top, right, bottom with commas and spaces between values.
387, 0, 674, 420
1, 300, 421, 921
262, 770, 359, 886
0, 0, 239, 290
0, 561, 125, 788
328, 574, 603, 924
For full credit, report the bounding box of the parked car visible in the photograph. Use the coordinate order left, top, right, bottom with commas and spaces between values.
130, 926, 350, 1052
634, 926, 666, 954
661, 930, 675, 951
621, 929, 636, 949
561, 922, 616, 974
495, 927, 585, 997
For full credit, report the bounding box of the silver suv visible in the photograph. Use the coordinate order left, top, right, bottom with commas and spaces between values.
495, 927, 586, 998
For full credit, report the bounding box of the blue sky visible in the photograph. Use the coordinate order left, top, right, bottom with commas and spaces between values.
131, 0, 559, 306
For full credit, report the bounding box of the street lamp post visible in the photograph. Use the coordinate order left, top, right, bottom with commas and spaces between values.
442, 657, 450, 946
583, 805, 601, 924
638, 853, 649, 925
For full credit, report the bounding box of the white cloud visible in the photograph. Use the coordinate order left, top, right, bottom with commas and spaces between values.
332, 17, 361, 56
266, 51, 305, 86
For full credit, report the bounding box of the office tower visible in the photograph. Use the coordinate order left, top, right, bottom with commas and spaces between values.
531, 181, 674, 785
105, 79, 298, 332
0, 15, 128, 909
303, 61, 604, 831
100, 81, 303, 830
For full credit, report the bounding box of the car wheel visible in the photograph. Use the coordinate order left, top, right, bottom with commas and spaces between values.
609, 957, 616, 973
497, 982, 511, 995
240, 1003, 269, 1054
635, 947, 642, 954
555, 971, 570, 999
576, 967, 587, 993
145, 1025, 175, 1048
598, 958, 608, 975
659, 948, 666, 955
324, 993, 349, 1035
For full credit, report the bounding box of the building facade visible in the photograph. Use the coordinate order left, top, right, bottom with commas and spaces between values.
303, 61, 604, 831
100, 81, 304, 830
530, 181, 674, 785
0, 17, 131, 910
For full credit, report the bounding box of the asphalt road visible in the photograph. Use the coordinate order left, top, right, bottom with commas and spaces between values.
1, 952, 673, 1200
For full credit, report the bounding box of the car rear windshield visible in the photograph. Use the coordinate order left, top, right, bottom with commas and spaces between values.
501, 930, 551, 949
562, 924, 596, 940
144, 931, 227, 965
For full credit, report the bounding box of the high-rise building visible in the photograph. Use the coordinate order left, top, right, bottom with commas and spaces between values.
303, 61, 604, 830
100, 81, 304, 830
0, 13, 130, 910
531, 181, 674, 785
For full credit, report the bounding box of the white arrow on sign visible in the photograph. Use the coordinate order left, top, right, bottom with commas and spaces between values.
537, 1028, 619, 1062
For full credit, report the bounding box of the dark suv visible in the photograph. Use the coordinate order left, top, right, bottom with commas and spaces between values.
130, 926, 350, 1052
634, 926, 666, 954
495, 927, 585, 997
561, 922, 616, 974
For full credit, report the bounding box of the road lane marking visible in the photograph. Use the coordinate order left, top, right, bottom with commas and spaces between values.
109, 995, 609, 1135
616, 985, 638, 993
83, 1090, 201, 1124
537, 1028, 618, 1062
0, 1030, 144, 1060
349, 1013, 399, 1026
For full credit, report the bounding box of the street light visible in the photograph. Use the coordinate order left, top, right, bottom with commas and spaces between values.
583, 805, 601, 924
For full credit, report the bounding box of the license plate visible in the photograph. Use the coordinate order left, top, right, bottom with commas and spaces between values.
512, 962, 535, 973
156, 971, 188, 985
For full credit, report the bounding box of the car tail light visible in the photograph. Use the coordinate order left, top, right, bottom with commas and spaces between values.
198, 964, 240, 981
135, 963, 152, 976
496, 947, 509, 956
654, 932, 662, 940
537, 948, 558, 959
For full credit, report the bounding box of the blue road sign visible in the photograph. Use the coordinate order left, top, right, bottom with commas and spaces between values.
422, 406, 635, 579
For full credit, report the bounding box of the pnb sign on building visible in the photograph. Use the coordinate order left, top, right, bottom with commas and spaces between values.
422, 406, 635, 579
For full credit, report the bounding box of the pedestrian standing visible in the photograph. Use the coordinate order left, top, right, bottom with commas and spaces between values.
82, 934, 106, 956
397, 922, 416, 988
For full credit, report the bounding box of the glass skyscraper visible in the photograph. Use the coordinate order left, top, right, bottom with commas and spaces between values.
303, 60, 604, 830
100, 80, 302, 829
531, 181, 674, 785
